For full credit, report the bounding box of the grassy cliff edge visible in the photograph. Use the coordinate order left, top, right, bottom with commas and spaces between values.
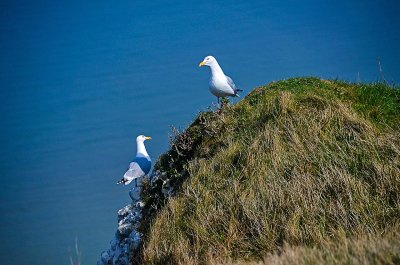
137, 77, 400, 264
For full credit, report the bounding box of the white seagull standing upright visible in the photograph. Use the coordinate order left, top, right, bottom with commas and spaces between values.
199, 55, 242, 107
117, 135, 152, 186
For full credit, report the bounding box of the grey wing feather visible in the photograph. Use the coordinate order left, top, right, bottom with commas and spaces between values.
226, 75, 242, 96
226, 75, 236, 90
118, 162, 145, 185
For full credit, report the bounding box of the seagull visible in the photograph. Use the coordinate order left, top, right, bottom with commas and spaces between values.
117, 135, 152, 186
199, 55, 242, 107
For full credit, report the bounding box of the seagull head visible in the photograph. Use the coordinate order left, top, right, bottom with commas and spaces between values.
199, 55, 217, 67
136, 135, 152, 143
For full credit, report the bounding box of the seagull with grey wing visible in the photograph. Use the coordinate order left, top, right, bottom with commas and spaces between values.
199, 55, 242, 107
117, 135, 152, 187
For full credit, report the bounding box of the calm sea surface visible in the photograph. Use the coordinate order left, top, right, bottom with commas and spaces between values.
0, 1, 399, 264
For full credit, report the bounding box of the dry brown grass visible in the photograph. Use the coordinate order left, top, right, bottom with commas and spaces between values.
223, 224, 400, 265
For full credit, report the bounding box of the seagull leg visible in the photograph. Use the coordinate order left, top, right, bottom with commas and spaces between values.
217, 97, 221, 111
135, 178, 137, 187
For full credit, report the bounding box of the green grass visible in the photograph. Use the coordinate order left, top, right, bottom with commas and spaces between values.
136, 78, 400, 265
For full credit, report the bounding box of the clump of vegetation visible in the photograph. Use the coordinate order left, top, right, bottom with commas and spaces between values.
137, 78, 400, 264
226, 224, 400, 265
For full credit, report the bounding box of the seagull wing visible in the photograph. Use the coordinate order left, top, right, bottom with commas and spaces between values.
117, 161, 145, 185
226, 75, 236, 90
226, 75, 242, 96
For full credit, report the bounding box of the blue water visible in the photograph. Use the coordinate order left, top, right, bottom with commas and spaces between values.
0, 1, 399, 264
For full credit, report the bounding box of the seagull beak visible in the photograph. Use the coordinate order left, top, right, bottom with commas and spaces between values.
145, 136, 152, 140
199, 61, 206, 67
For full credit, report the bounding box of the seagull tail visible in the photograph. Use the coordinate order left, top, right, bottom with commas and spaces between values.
234, 88, 243, 97
117, 178, 129, 185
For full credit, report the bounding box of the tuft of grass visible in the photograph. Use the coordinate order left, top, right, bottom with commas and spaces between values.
223, 224, 400, 265
68, 237, 82, 265
137, 78, 400, 265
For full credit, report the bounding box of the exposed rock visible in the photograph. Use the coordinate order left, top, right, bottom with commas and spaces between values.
98, 171, 173, 265
97, 181, 145, 265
